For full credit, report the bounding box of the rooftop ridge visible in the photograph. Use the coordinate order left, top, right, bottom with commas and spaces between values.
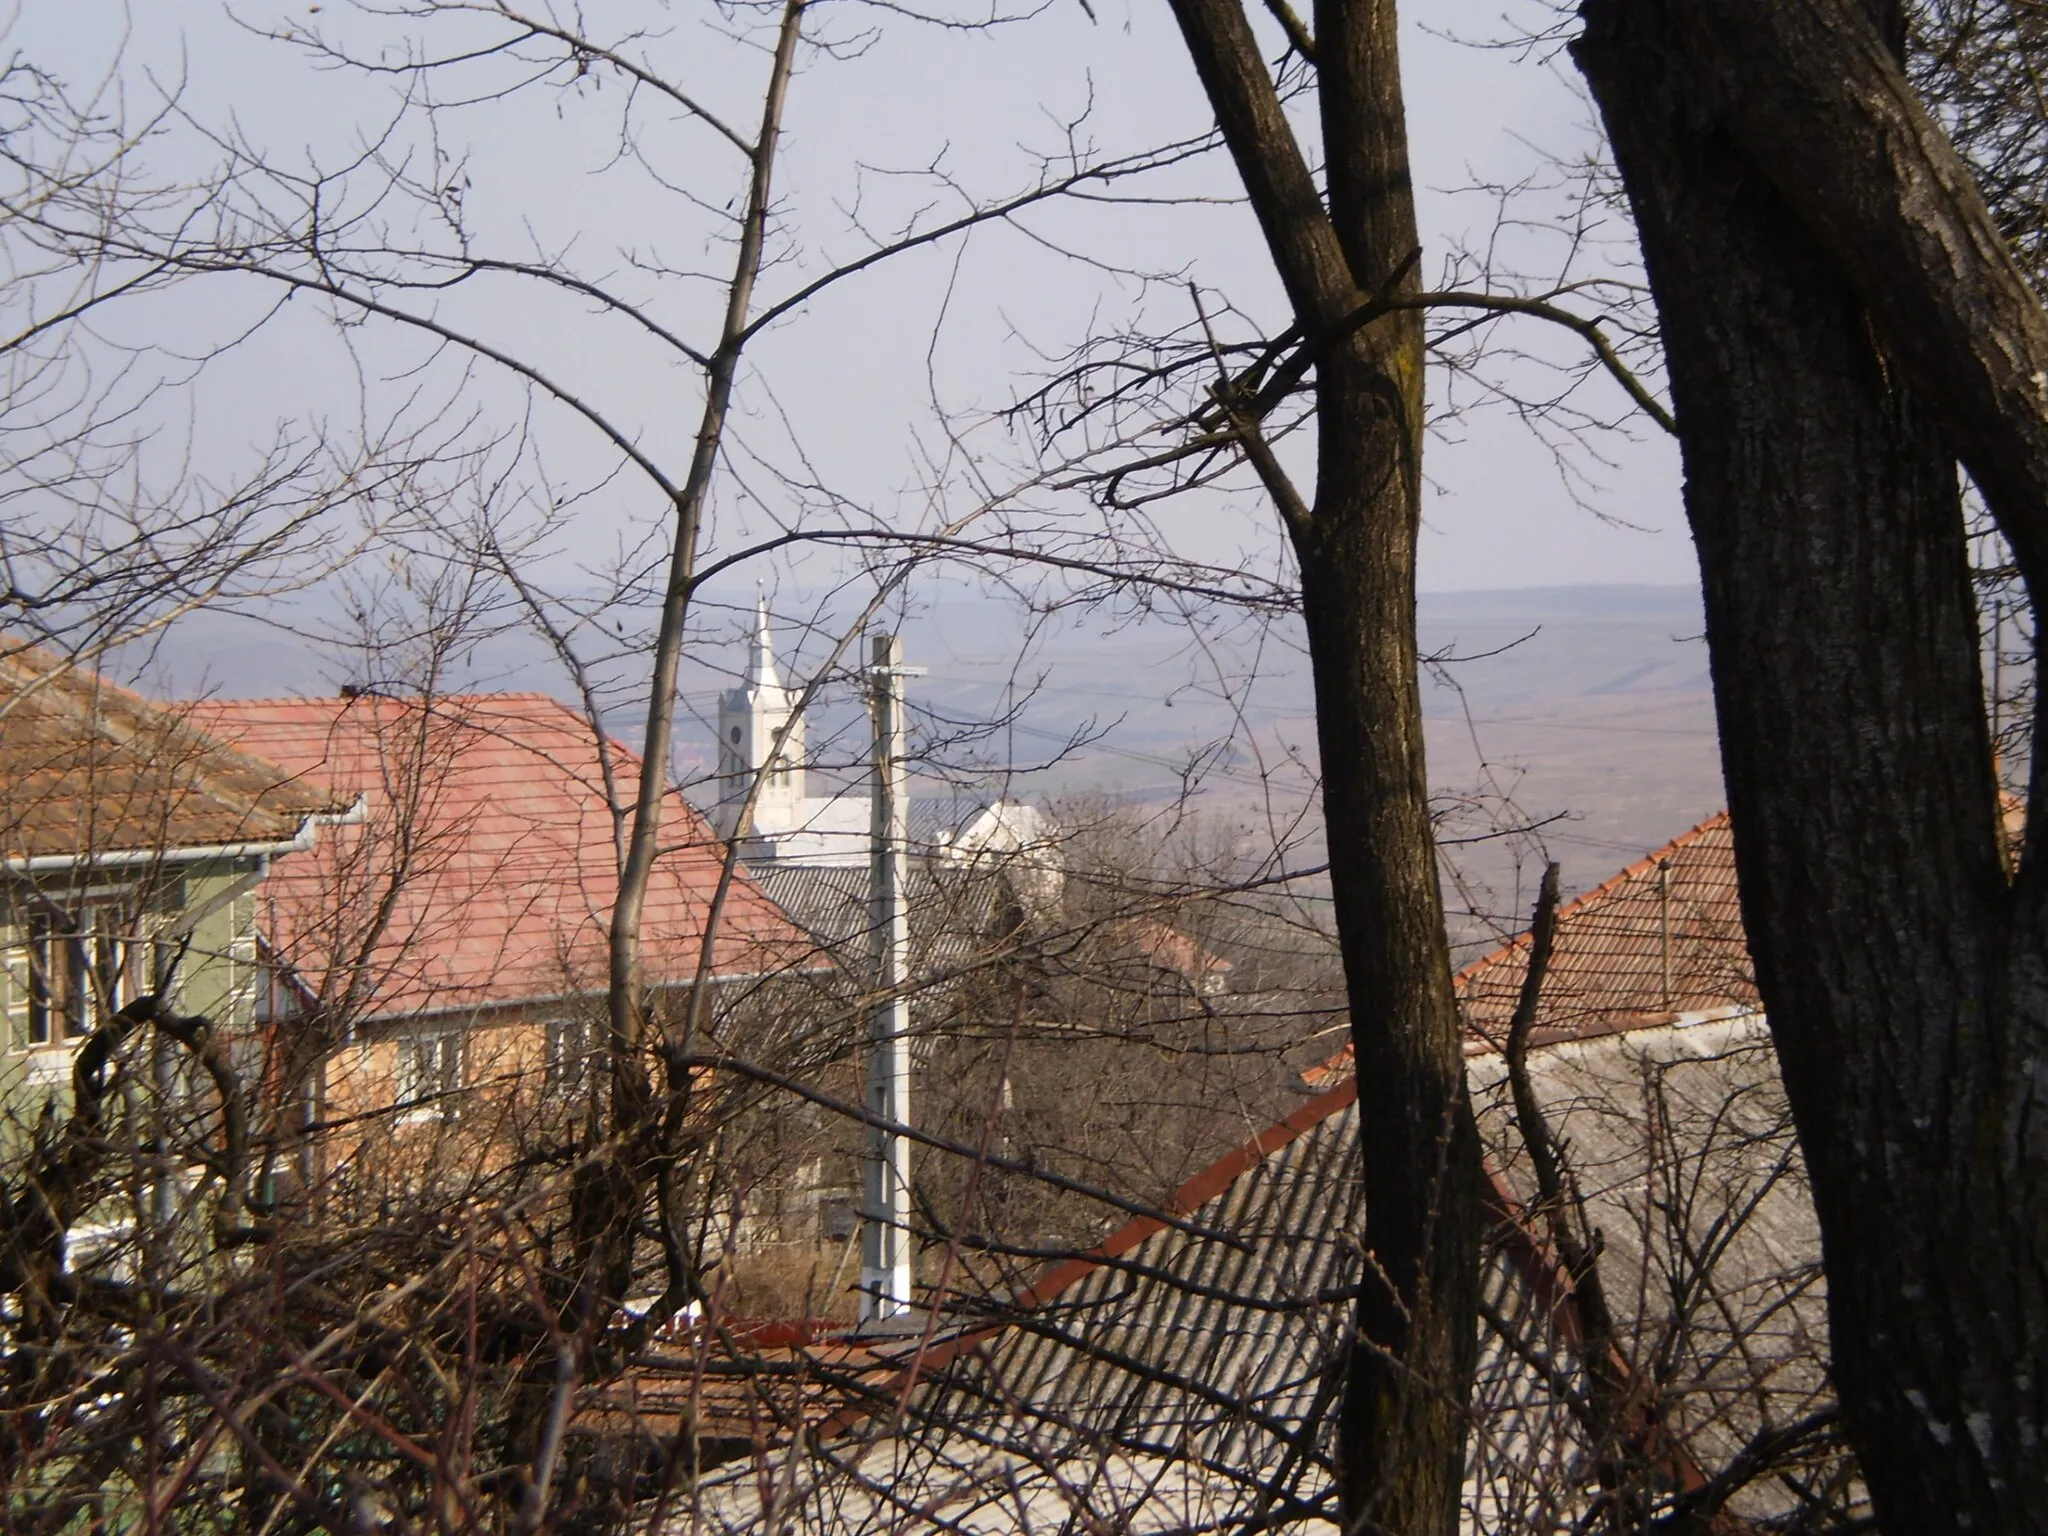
183, 689, 565, 710
0, 639, 345, 861
3, 639, 347, 820
195, 694, 732, 843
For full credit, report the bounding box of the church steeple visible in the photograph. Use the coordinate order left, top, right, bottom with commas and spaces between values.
744, 594, 782, 691
715, 595, 806, 837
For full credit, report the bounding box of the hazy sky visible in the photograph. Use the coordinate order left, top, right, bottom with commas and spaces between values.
29, 0, 1696, 616
27, 0, 1730, 896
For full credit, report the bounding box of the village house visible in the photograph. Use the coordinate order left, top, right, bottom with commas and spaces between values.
187, 690, 815, 1189
0, 641, 347, 1150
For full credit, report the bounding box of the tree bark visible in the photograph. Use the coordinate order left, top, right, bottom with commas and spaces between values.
1164, 2, 1479, 1529
1649, 0, 2048, 604
1575, 4, 2048, 1530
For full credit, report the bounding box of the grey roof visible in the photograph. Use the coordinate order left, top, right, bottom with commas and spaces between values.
687, 1013, 1844, 1535
748, 861, 1009, 981
679, 807, 1853, 1536
907, 795, 986, 849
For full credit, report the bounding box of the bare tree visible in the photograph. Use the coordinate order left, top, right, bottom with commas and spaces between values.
0, 11, 1310, 1513
11, 2, 1959, 1531
0, 47, 450, 666
1573, 0, 2048, 1529
1117, 6, 1486, 1528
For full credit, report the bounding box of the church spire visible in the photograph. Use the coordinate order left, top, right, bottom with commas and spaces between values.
716, 592, 806, 836
745, 593, 782, 692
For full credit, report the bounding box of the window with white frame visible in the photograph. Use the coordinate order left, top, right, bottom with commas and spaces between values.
542, 1017, 594, 1096
395, 1031, 463, 1114
24, 905, 136, 1048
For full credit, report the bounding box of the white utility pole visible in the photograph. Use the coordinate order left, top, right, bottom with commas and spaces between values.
862, 632, 920, 1322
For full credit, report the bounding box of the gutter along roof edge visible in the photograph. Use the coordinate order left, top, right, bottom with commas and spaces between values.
4, 793, 367, 874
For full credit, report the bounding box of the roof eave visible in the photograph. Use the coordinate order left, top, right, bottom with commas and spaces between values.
2, 793, 367, 877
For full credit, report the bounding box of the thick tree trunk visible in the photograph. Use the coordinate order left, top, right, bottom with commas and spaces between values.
1300, 515, 1481, 1536
1647, 0, 2048, 601
1576, 5, 2048, 1531
1306, 10, 1480, 1531
1164, 1, 1479, 1529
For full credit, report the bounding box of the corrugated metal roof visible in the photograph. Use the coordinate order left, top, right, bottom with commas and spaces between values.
750, 861, 1009, 982
907, 795, 989, 850
0, 641, 343, 865
188, 693, 813, 1020
692, 1016, 1829, 1533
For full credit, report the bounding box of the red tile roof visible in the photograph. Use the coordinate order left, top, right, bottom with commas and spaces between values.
1311, 812, 1754, 1082
1457, 811, 1753, 1045
187, 693, 814, 1021
0, 641, 344, 865
578, 1322, 903, 1449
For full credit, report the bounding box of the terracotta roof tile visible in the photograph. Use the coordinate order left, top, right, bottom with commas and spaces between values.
1455, 812, 1752, 1044
0, 641, 345, 865
1310, 813, 1754, 1084
578, 1327, 901, 1448
186, 693, 813, 1020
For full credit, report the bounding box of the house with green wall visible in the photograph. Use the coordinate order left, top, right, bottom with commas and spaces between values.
0, 640, 348, 1151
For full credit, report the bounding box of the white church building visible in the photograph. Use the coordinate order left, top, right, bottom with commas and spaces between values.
712, 601, 1059, 901
712, 599, 870, 865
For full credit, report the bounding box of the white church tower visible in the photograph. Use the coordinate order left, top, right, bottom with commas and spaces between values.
716, 596, 807, 838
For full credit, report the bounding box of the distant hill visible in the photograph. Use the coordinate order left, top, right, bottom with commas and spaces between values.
120, 583, 1725, 928
1415, 585, 1722, 936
